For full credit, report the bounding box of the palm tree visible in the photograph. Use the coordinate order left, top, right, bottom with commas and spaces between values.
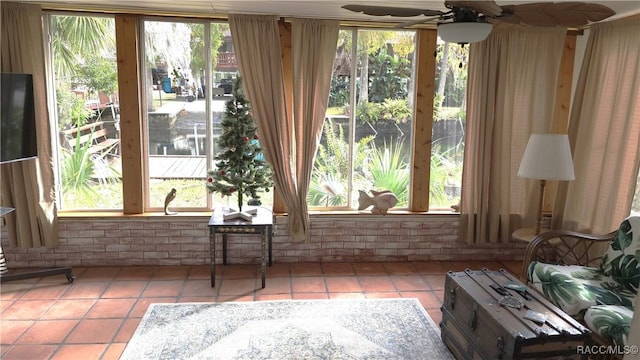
51, 15, 114, 80
366, 140, 410, 206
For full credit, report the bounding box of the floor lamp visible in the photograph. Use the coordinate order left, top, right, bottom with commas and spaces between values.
517, 134, 575, 235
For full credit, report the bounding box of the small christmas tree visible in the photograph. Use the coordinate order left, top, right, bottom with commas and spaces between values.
206, 77, 272, 212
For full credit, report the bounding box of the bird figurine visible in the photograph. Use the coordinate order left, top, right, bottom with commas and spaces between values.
164, 188, 177, 215
358, 189, 398, 214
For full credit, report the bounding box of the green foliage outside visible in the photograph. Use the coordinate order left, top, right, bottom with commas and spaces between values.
309, 117, 459, 208
363, 141, 410, 205
52, 16, 116, 131
64, 179, 203, 209
60, 132, 120, 208
435, 42, 468, 108
368, 47, 410, 103
356, 99, 411, 125
51, 16, 114, 79
328, 76, 349, 108
54, 21, 469, 211
78, 55, 118, 97
188, 23, 225, 82
316, 32, 466, 210
55, 17, 231, 210
309, 118, 412, 208
309, 119, 374, 207
56, 86, 94, 128
52, 15, 121, 210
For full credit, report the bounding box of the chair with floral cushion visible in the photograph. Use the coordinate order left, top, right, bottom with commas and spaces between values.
521, 216, 639, 351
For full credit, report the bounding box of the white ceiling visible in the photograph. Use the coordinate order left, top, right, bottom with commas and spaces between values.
28, 0, 640, 25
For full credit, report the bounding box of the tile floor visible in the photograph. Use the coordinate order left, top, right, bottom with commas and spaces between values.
0, 260, 522, 360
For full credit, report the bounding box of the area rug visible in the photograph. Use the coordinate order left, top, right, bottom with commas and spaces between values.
120, 298, 453, 360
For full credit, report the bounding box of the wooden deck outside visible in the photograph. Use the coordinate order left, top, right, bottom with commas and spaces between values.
148, 155, 207, 179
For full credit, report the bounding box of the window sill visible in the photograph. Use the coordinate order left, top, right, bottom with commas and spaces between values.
58, 209, 460, 219
58, 211, 213, 219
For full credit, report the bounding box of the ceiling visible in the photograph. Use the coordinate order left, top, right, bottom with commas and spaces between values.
25, 0, 640, 26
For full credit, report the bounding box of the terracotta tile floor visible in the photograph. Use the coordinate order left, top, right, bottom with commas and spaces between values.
0, 260, 522, 360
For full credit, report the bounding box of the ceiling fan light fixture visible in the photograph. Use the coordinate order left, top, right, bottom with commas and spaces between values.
438, 22, 492, 44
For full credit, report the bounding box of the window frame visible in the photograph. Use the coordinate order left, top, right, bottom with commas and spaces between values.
139, 17, 217, 212
309, 26, 418, 213
45, 12, 122, 211
49, 14, 445, 215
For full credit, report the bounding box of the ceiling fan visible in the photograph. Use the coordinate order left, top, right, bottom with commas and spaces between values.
342, 1, 616, 43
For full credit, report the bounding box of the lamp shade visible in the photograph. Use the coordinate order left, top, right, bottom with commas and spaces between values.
437, 22, 492, 44
517, 134, 575, 181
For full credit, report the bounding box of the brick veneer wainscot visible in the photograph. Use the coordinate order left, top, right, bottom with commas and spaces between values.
1, 214, 526, 267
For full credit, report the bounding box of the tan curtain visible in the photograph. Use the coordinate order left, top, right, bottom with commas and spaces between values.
1, 2, 58, 248
290, 18, 339, 240
553, 16, 640, 234
460, 24, 566, 244
229, 15, 338, 241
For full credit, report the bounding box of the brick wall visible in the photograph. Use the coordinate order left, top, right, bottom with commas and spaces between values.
1, 214, 526, 267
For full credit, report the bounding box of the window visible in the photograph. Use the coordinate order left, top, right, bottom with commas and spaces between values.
310, 29, 415, 209
48, 14, 122, 210
47, 16, 456, 214
430, 40, 467, 210
142, 20, 272, 211
310, 29, 467, 212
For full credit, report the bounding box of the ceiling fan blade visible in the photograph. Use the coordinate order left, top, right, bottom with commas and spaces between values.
446, 0, 502, 17
394, 15, 445, 29
342, 4, 444, 17
498, 2, 615, 27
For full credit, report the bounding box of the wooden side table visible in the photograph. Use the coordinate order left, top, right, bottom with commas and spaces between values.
208, 207, 273, 288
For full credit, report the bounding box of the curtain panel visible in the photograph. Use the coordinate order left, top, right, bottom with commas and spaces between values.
553, 15, 640, 234
1, 2, 58, 248
460, 24, 566, 244
290, 18, 340, 240
229, 15, 338, 241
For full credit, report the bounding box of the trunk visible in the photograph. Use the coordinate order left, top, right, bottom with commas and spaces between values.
436, 42, 449, 109
358, 49, 369, 105
441, 269, 590, 360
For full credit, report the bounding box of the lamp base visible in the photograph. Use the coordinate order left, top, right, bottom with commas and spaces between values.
534, 180, 547, 235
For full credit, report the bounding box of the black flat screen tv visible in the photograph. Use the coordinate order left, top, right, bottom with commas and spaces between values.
1, 73, 38, 164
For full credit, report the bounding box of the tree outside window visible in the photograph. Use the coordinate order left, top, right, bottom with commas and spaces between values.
311, 29, 416, 209
49, 14, 122, 210
143, 21, 272, 211
310, 29, 467, 211
430, 40, 468, 210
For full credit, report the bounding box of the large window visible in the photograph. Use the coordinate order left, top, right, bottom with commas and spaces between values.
430, 40, 467, 210
48, 14, 122, 210
310, 29, 467, 212
143, 20, 211, 210
310, 29, 416, 209
142, 20, 271, 211
46, 15, 464, 214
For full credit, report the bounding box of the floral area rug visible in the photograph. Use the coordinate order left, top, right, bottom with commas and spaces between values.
120, 298, 453, 360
